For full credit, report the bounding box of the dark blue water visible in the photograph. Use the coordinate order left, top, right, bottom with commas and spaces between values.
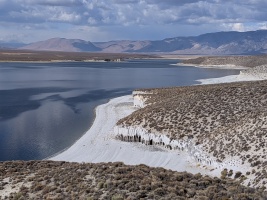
0, 60, 239, 161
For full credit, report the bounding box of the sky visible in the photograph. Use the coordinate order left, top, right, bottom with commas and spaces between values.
0, 0, 267, 43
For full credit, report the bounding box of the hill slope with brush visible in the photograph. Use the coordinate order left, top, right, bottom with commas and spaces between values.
0, 160, 266, 199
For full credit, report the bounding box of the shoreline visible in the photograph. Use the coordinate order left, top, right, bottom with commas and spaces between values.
0, 59, 123, 63
196, 73, 263, 84
50, 95, 220, 176
172, 63, 248, 70
50, 69, 264, 180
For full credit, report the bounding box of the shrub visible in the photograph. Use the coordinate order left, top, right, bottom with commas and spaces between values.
33, 184, 44, 191
234, 171, 242, 179
111, 194, 124, 200
228, 169, 233, 177
154, 188, 166, 196
221, 169, 228, 179
97, 182, 104, 189
12, 192, 23, 200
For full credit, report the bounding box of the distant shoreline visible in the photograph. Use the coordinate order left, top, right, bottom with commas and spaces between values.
174, 63, 248, 70
0, 49, 158, 63
0, 59, 122, 63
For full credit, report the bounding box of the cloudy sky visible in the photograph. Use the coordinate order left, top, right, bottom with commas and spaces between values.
0, 0, 267, 43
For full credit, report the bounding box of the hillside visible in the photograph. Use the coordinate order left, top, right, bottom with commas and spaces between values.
116, 78, 267, 190
18, 30, 267, 54
20, 38, 100, 52
182, 55, 267, 68
0, 42, 25, 49
0, 160, 266, 199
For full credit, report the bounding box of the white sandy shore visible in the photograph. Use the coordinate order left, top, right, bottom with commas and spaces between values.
197, 73, 263, 84
173, 63, 248, 70
51, 95, 222, 176
50, 70, 263, 178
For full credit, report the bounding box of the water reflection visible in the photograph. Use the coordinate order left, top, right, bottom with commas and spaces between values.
0, 88, 71, 121
0, 60, 240, 161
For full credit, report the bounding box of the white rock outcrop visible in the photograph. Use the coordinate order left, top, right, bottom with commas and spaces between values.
133, 95, 146, 108
240, 64, 267, 79
133, 90, 150, 107
114, 125, 218, 167
115, 90, 250, 174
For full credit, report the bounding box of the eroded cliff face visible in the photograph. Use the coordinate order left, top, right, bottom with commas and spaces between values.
117, 91, 239, 170
133, 95, 146, 108
133, 90, 152, 108
114, 125, 217, 167
115, 82, 267, 189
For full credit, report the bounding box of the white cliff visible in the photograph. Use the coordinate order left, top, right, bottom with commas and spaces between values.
115, 90, 251, 175
133, 95, 146, 108
133, 90, 152, 108
113, 125, 218, 168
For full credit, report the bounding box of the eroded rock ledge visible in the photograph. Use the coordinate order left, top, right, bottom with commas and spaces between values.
114, 125, 216, 167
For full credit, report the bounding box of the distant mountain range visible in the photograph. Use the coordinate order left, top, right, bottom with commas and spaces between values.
4, 30, 267, 55
0, 41, 25, 49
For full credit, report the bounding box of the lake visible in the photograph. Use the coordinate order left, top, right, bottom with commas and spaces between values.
0, 59, 239, 161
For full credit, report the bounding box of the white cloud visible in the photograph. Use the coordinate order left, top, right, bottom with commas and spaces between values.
220, 22, 267, 33
231, 23, 245, 32
259, 22, 267, 30
50, 11, 81, 23
2, 0, 267, 26
1, 0, 267, 42
20, 0, 82, 7
87, 17, 97, 25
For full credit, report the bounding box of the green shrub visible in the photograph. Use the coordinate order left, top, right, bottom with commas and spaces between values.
221, 169, 228, 179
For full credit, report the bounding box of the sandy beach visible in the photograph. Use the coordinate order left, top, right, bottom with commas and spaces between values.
50, 71, 264, 179
51, 95, 219, 176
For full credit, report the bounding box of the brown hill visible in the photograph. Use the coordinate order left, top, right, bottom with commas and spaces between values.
20, 38, 100, 52
17, 30, 267, 54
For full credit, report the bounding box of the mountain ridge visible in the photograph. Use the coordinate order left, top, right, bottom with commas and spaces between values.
16, 30, 267, 54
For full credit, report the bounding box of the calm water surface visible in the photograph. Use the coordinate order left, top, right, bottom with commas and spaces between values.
0, 60, 239, 161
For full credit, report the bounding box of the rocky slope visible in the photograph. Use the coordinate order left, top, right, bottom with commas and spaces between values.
116, 79, 267, 190
0, 160, 266, 199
